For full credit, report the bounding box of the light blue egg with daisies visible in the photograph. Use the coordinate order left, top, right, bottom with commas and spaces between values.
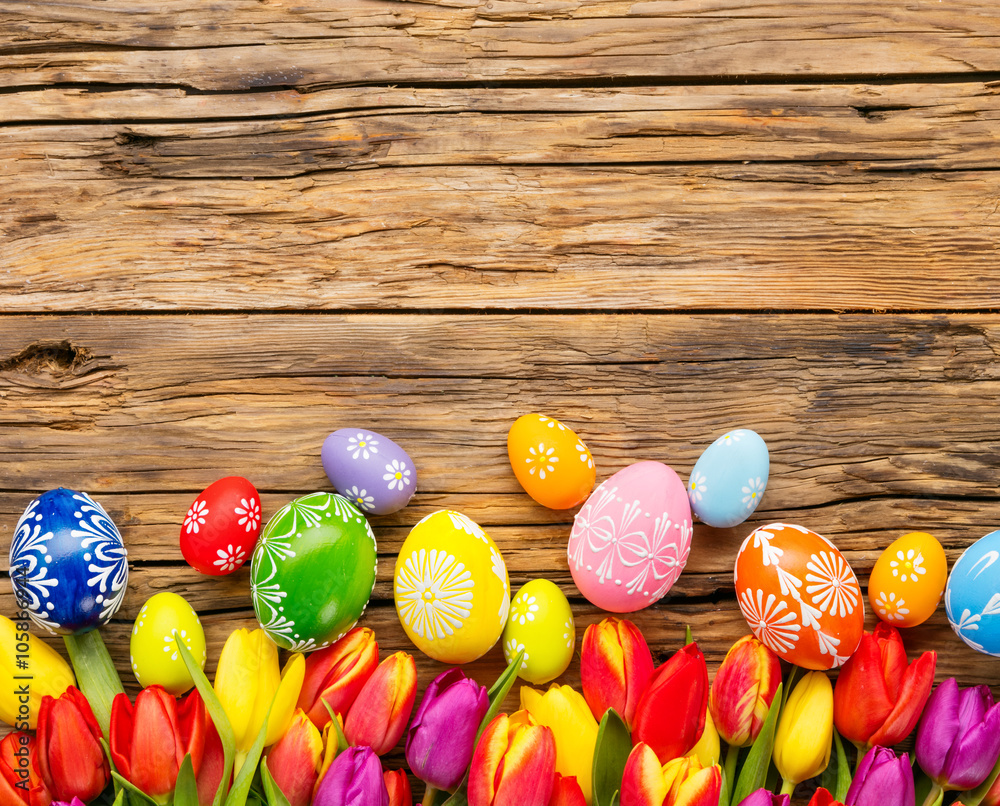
687, 429, 769, 528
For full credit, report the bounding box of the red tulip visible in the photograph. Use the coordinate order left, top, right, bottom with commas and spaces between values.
267, 710, 325, 806
709, 635, 781, 747
580, 617, 655, 729
344, 652, 417, 756
0, 732, 51, 806
833, 623, 936, 748
548, 774, 587, 806
197, 716, 226, 806
806, 790, 845, 806
298, 628, 379, 729
383, 770, 411, 806
110, 686, 206, 803
632, 643, 708, 764
620, 743, 720, 806
468, 712, 557, 806
36, 686, 108, 804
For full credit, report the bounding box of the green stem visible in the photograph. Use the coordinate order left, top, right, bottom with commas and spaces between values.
421, 786, 439, 806
921, 784, 944, 806
63, 630, 124, 737
724, 743, 740, 797
854, 743, 866, 774
779, 779, 796, 796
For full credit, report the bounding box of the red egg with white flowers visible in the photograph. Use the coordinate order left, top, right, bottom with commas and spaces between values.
180, 476, 261, 575
735, 522, 863, 670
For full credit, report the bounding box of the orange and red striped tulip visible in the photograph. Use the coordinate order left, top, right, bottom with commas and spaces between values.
621, 743, 721, 806
344, 652, 417, 756
0, 732, 50, 806
383, 769, 412, 806
708, 635, 781, 747
580, 617, 655, 729
298, 627, 378, 730
267, 709, 325, 806
548, 774, 586, 806
632, 643, 708, 764
468, 712, 557, 806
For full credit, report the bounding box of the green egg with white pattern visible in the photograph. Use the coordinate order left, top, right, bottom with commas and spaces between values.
250, 492, 377, 653
502, 578, 575, 684
130, 591, 206, 695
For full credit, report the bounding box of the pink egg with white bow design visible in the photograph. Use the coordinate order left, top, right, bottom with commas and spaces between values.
567, 461, 692, 612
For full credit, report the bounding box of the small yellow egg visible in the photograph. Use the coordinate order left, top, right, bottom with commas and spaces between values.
869, 532, 948, 628
502, 579, 575, 684
130, 592, 207, 694
394, 510, 510, 664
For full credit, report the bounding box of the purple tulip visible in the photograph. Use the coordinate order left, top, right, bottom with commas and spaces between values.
846, 746, 915, 806
736, 790, 791, 806
405, 668, 490, 790
54, 800, 87, 806
916, 678, 1000, 790
314, 746, 389, 806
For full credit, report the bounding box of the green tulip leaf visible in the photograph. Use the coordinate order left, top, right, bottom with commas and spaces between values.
110, 772, 158, 806
63, 631, 125, 738
322, 700, 350, 753
730, 682, 783, 805
832, 728, 851, 802
592, 709, 632, 806
475, 648, 524, 745
226, 705, 271, 806
173, 754, 199, 806
719, 758, 732, 806
112, 786, 126, 806
177, 639, 236, 806
260, 758, 292, 806
441, 785, 469, 806
610, 792, 620, 806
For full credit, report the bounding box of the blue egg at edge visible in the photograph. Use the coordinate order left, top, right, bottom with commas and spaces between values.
946, 529, 1000, 657
321, 428, 417, 515
688, 428, 769, 528
9, 488, 129, 635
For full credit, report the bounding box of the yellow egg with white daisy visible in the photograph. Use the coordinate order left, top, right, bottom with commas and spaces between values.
502, 579, 576, 684
129, 591, 207, 695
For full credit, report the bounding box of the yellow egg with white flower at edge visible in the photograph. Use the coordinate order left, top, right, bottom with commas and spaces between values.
130, 591, 207, 695
869, 531, 948, 628
503, 579, 576, 685
394, 510, 510, 664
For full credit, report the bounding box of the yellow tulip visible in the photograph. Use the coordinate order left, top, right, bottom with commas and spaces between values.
773, 671, 833, 793
214, 628, 305, 773
0, 614, 74, 729
520, 684, 599, 803
686, 708, 720, 768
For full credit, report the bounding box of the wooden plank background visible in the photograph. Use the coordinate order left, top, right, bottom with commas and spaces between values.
4, 0, 1000, 799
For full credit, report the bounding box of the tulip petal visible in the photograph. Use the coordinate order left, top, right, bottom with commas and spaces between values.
383, 769, 411, 806
177, 689, 207, 778
299, 628, 379, 729
109, 693, 135, 781
345, 653, 417, 756
620, 743, 667, 806
773, 672, 833, 786
549, 775, 587, 806
197, 718, 226, 806
215, 630, 269, 751
868, 650, 936, 748
469, 714, 510, 806
36, 687, 108, 803
668, 763, 721, 806
846, 750, 913, 806
632, 644, 708, 765
942, 701, 1000, 790
314, 746, 389, 806
131, 686, 183, 799
581, 618, 654, 730
916, 678, 961, 782
268, 710, 324, 806
493, 719, 556, 806
709, 636, 780, 748
832, 632, 893, 746
267, 654, 306, 747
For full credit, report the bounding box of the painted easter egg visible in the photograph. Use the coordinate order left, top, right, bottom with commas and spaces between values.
321, 428, 416, 515
736, 523, 863, 670
130, 592, 207, 695
869, 532, 947, 628
507, 414, 596, 510
9, 488, 128, 635
688, 429, 769, 528
180, 476, 261, 576
251, 492, 377, 653
502, 579, 575, 685
394, 510, 510, 664
946, 529, 1000, 656
567, 461, 692, 613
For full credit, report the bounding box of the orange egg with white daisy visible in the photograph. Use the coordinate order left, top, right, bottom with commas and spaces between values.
507, 413, 596, 509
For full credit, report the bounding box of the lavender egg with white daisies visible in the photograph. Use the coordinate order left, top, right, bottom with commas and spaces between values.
321, 428, 417, 515
687, 429, 769, 529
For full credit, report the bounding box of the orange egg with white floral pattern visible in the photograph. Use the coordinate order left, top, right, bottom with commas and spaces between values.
735, 522, 864, 670
507, 414, 596, 509
869, 532, 947, 628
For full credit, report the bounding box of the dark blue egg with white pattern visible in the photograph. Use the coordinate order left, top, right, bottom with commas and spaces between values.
321, 429, 417, 515
688, 429, 769, 528
9, 488, 129, 635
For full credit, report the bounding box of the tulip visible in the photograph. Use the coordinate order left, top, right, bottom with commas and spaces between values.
298, 628, 379, 729
267, 709, 325, 806
383, 770, 411, 806
0, 732, 51, 806
773, 671, 833, 794
468, 712, 557, 806
620, 743, 721, 806
109, 686, 205, 804
915, 678, 1000, 795
214, 628, 305, 772
806, 791, 844, 806
735, 790, 790, 806
686, 708, 719, 768
833, 623, 936, 749
520, 685, 598, 803
580, 617, 655, 729
344, 652, 417, 756
709, 635, 781, 748
0, 615, 74, 729
405, 668, 490, 791
631, 643, 709, 765
314, 746, 388, 806
52, 800, 85, 806
844, 746, 914, 806
36, 686, 109, 804
197, 716, 226, 806
548, 775, 587, 806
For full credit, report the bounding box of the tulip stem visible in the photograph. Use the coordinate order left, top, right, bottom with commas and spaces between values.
779, 779, 796, 796
724, 743, 740, 797
421, 786, 439, 806
921, 784, 944, 806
